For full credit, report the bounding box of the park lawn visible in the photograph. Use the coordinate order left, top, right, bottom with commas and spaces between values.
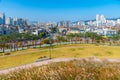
7, 44, 92, 55
0, 44, 120, 70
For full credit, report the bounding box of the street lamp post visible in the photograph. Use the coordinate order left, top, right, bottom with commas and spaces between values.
49, 33, 52, 59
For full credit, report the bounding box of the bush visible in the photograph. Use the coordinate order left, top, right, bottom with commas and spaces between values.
38, 56, 47, 59
42, 38, 50, 44
4, 53, 11, 55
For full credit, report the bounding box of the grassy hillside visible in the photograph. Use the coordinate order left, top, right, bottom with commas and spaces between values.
0, 60, 120, 80
0, 44, 120, 70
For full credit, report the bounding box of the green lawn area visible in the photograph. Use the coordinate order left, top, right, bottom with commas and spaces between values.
0, 44, 120, 70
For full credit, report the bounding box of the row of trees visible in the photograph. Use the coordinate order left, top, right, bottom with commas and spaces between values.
0, 31, 120, 53
57, 32, 120, 45
57, 32, 103, 44
0, 32, 48, 53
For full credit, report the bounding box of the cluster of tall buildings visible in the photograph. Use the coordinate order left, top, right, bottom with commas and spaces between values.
58, 14, 120, 28
0, 12, 30, 26
0, 12, 120, 36
0, 12, 30, 35
58, 14, 120, 36
87, 14, 120, 27
96, 14, 106, 27
6, 17, 30, 26
58, 21, 71, 28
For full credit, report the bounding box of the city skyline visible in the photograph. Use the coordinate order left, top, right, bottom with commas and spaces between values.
0, 0, 120, 21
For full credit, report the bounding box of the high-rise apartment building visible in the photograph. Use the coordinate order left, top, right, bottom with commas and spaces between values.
96, 14, 106, 27
59, 21, 65, 27
66, 21, 71, 27
100, 14, 106, 23
96, 14, 100, 21
13, 18, 18, 26
6, 17, 13, 25
0, 13, 5, 25
96, 14, 100, 27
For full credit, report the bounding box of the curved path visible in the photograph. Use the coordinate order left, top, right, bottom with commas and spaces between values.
0, 58, 120, 75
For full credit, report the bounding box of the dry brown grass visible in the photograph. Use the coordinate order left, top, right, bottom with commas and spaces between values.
0, 60, 120, 80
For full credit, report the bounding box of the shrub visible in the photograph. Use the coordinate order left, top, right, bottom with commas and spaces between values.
42, 38, 50, 44
4, 53, 11, 55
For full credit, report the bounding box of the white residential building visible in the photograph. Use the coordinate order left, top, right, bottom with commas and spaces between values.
93, 28, 117, 36
67, 30, 80, 34
117, 19, 120, 24
6, 17, 13, 25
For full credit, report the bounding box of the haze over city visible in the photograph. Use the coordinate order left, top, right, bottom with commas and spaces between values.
0, 0, 120, 21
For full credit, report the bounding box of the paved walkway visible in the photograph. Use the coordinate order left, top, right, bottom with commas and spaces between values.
0, 58, 75, 74
0, 58, 120, 75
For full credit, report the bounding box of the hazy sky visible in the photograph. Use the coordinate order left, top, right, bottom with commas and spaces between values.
0, 0, 120, 21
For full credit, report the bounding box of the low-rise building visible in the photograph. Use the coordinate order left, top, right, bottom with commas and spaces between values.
93, 28, 117, 36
